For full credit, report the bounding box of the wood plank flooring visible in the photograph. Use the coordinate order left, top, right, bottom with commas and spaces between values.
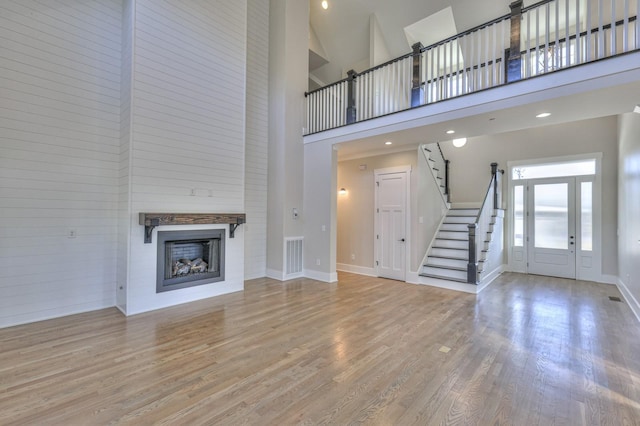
1, 272, 640, 425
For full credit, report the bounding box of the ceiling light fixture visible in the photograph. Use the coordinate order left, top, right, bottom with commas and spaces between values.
446, 130, 455, 134
452, 138, 467, 148
536, 112, 551, 118
321, 0, 328, 10
385, 141, 392, 145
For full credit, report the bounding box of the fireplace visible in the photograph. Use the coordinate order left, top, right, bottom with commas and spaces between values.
156, 229, 225, 293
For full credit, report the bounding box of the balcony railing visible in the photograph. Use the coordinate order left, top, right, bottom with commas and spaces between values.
305, 0, 639, 135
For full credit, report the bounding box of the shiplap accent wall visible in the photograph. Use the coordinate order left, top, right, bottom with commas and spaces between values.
0, 0, 122, 327
124, 0, 249, 314
244, 0, 269, 280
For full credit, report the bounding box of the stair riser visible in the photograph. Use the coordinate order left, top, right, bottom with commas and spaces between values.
447, 209, 479, 216
430, 247, 468, 259
421, 267, 467, 281
433, 239, 467, 249
426, 257, 468, 268
445, 216, 476, 224
440, 223, 468, 232
437, 231, 468, 240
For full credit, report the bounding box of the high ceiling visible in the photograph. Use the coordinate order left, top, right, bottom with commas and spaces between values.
309, 0, 528, 84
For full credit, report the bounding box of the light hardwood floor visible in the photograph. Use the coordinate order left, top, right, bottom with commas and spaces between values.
1, 272, 640, 425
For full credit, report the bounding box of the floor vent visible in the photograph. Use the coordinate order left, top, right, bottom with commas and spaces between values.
609, 296, 622, 302
285, 237, 304, 278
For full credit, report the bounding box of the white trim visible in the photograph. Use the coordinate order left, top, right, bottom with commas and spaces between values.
304, 269, 337, 283
374, 165, 412, 175
506, 153, 603, 280
414, 275, 479, 294
374, 166, 412, 281
478, 265, 505, 292
266, 268, 285, 281
405, 270, 421, 284
617, 278, 640, 323
336, 263, 377, 277
599, 274, 619, 285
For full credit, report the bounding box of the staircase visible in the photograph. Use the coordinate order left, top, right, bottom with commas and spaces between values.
422, 144, 448, 202
420, 208, 491, 283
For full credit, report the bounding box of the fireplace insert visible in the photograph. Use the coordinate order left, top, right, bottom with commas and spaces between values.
156, 229, 225, 293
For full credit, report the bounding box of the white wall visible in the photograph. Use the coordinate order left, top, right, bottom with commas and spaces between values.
337, 150, 421, 273
441, 117, 619, 276
0, 0, 122, 328
617, 113, 640, 320
123, 0, 249, 315
266, 0, 309, 279
244, 0, 270, 280
303, 141, 337, 282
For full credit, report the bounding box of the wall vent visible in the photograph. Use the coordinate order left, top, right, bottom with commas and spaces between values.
285, 237, 304, 279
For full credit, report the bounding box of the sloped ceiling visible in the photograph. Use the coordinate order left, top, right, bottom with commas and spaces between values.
309, 0, 523, 83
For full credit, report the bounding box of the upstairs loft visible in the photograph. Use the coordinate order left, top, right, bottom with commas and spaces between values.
304, 0, 640, 146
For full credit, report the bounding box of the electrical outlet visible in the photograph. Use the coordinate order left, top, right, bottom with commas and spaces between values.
351, 254, 355, 260
316, 258, 321, 266
67, 229, 77, 238
321, 225, 326, 232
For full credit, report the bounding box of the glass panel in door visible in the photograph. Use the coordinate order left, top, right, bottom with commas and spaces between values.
528, 178, 576, 279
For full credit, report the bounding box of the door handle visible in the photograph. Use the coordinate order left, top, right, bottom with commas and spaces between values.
399, 238, 405, 242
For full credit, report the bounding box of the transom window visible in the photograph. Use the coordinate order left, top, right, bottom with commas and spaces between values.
512, 159, 595, 180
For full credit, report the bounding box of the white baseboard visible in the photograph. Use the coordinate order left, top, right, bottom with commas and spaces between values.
336, 263, 376, 277
617, 278, 640, 323
415, 275, 479, 294
266, 268, 285, 281
406, 270, 420, 284
599, 274, 618, 285
478, 265, 504, 292
304, 269, 337, 283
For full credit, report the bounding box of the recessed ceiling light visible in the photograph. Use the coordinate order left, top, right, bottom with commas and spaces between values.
385, 141, 392, 145
536, 112, 551, 118
446, 130, 455, 134
321, 0, 328, 9
452, 138, 467, 148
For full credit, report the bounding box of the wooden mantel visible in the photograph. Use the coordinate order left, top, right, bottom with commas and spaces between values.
139, 213, 246, 243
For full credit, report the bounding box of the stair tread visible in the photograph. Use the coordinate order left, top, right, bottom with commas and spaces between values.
434, 237, 468, 241
432, 246, 467, 251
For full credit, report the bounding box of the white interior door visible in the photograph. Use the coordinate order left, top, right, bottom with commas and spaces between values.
527, 177, 576, 279
376, 171, 407, 281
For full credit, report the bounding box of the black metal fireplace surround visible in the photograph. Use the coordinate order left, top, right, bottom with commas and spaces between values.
156, 229, 225, 293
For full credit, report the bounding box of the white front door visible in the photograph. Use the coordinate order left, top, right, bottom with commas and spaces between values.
527, 177, 576, 279
375, 171, 407, 281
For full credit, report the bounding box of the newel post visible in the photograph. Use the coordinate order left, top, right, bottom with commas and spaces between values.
467, 223, 478, 284
411, 42, 424, 107
506, 0, 523, 83
346, 69, 357, 124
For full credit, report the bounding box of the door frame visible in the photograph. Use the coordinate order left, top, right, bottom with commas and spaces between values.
374, 165, 411, 281
526, 176, 577, 279
507, 153, 602, 281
